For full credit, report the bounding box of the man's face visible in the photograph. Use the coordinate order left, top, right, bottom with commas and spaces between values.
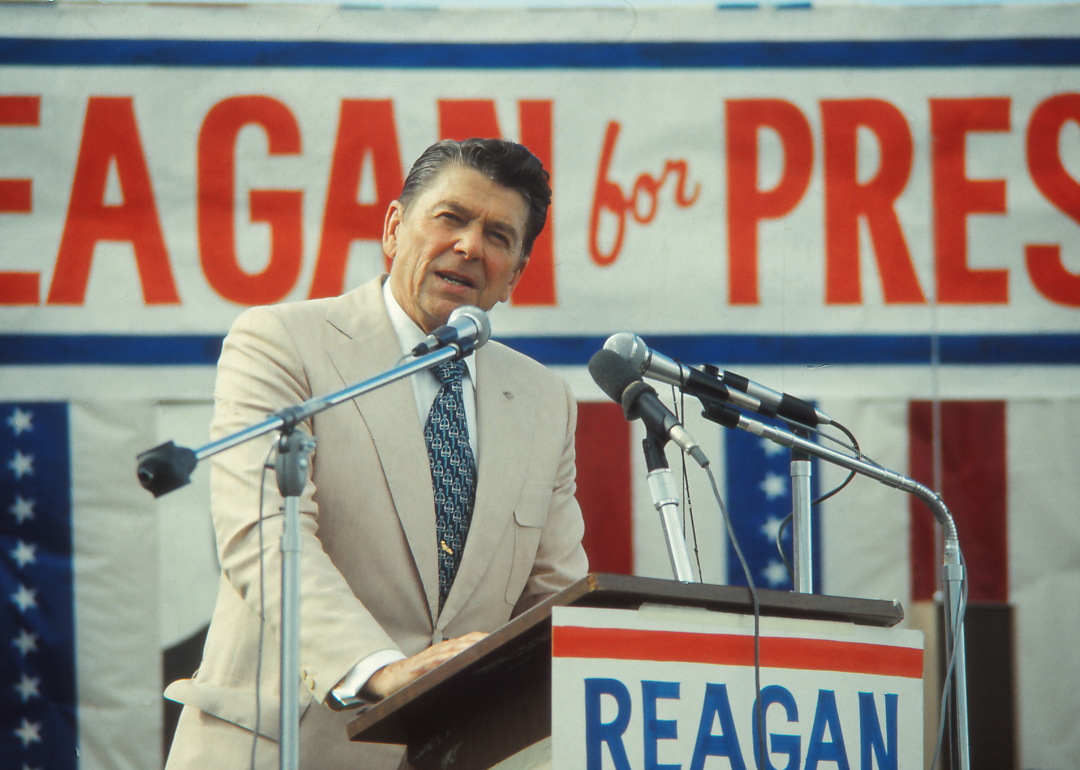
384, 165, 529, 333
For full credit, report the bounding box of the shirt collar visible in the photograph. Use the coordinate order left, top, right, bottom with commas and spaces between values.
382, 278, 478, 383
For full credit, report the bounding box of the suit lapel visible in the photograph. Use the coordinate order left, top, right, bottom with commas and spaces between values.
324, 279, 440, 623
438, 344, 535, 626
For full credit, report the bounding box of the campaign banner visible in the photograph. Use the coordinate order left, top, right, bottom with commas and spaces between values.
551, 605, 924, 770
1, 5, 1079, 380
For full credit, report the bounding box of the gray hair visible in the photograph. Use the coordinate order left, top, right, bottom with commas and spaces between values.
399, 138, 551, 259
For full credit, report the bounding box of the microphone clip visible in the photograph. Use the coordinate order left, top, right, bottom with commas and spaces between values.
697, 392, 743, 430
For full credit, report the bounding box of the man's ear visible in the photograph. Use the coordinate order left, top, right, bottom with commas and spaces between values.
499, 257, 529, 304
382, 200, 404, 260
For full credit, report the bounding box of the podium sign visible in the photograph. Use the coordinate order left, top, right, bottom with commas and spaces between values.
551, 605, 923, 770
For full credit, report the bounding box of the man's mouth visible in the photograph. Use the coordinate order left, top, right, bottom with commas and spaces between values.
436, 271, 475, 289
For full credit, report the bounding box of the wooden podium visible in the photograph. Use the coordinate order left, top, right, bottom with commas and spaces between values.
347, 573, 908, 770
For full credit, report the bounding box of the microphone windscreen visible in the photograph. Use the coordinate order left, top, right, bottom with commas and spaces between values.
619, 379, 660, 423
588, 348, 641, 404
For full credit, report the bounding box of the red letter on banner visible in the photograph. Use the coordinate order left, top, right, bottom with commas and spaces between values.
198, 96, 303, 306
0, 96, 40, 305
49, 97, 177, 305
726, 100, 813, 305
588, 121, 700, 269
930, 98, 1010, 304
310, 100, 403, 299
822, 99, 924, 304
588, 121, 627, 267
438, 99, 556, 306
514, 101, 556, 306
1025, 94, 1080, 307
439, 98, 500, 141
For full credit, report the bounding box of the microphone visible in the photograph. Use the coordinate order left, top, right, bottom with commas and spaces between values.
411, 305, 492, 356
588, 349, 708, 468
603, 333, 831, 427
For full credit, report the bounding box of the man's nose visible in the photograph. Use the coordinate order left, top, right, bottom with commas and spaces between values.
454, 222, 484, 260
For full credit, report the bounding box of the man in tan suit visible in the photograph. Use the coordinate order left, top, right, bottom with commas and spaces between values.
165, 139, 588, 768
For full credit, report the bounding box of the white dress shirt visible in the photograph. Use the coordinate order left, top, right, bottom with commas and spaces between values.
381, 279, 480, 462
331, 281, 481, 707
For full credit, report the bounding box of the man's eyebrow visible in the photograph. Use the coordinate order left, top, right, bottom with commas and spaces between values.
436, 200, 471, 217
436, 199, 522, 244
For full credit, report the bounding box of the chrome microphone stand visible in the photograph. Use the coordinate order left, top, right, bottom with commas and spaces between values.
789, 430, 814, 594
641, 428, 696, 583
700, 399, 969, 770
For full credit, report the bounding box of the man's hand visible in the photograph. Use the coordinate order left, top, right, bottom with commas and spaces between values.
364, 631, 488, 700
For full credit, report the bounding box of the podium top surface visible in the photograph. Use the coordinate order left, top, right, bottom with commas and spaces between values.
553, 573, 904, 624
347, 573, 904, 747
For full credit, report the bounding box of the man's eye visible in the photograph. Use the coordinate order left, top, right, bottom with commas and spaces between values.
438, 212, 462, 223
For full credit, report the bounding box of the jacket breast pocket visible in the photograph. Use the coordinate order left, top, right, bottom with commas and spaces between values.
504, 484, 549, 606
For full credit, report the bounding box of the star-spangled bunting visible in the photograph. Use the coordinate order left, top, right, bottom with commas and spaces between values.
9, 497, 35, 526
723, 424, 821, 591
1, 404, 77, 769
12, 629, 38, 657
15, 674, 40, 703
10, 541, 36, 570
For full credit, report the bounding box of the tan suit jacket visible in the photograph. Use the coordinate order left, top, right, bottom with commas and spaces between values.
165, 276, 588, 768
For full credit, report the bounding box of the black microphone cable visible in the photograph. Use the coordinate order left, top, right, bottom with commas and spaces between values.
774, 417, 863, 581
701, 462, 767, 770
590, 348, 768, 768
664, 375, 767, 769
670, 384, 704, 581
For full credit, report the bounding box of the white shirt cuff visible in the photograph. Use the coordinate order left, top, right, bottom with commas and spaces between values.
330, 650, 407, 708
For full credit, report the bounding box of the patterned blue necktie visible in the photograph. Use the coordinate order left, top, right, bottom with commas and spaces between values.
424, 359, 477, 613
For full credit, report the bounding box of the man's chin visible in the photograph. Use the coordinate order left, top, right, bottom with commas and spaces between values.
428, 297, 482, 323
418, 302, 464, 333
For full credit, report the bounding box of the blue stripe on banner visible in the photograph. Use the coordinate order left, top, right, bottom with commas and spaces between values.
0, 335, 225, 366
723, 419, 821, 592
2, 38, 1080, 68
0, 403, 77, 770
2, 333, 1080, 366
508, 333, 1080, 366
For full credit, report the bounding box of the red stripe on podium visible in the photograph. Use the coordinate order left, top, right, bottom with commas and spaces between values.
552, 626, 923, 678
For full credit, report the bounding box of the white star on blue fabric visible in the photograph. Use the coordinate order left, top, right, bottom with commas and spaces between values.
760, 436, 785, 457
11, 540, 36, 569
14, 673, 40, 703
14, 718, 42, 748
760, 515, 787, 542
9, 496, 35, 525
13, 628, 39, 657
759, 472, 787, 500
7, 407, 33, 436
11, 584, 38, 613
762, 560, 790, 587
8, 450, 34, 480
